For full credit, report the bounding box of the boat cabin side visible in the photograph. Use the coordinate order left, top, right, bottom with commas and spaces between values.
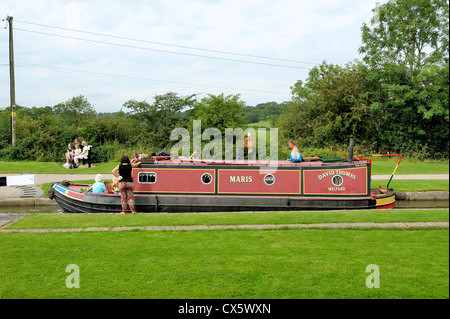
133, 160, 372, 197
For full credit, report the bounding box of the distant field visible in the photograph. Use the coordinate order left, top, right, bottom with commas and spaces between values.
247, 121, 271, 128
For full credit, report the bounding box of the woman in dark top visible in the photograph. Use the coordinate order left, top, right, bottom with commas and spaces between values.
112, 155, 141, 214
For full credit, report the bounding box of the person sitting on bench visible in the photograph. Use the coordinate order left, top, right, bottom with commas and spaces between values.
73, 141, 89, 168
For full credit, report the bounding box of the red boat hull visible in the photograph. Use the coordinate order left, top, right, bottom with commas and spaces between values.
50, 159, 395, 213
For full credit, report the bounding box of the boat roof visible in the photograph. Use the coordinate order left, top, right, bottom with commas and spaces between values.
140, 158, 369, 168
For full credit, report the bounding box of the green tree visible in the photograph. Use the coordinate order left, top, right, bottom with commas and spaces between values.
277, 61, 382, 149
360, 0, 448, 76
53, 95, 97, 128
359, 0, 449, 158
242, 106, 262, 123
123, 92, 196, 149
0, 107, 12, 149
191, 93, 246, 133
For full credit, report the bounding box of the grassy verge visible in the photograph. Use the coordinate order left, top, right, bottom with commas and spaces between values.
371, 180, 449, 192
8, 209, 449, 230
368, 158, 449, 175
0, 228, 447, 298
0, 161, 117, 175
0, 158, 448, 175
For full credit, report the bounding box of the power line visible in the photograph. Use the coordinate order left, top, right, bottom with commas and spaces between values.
14, 19, 320, 66
15, 62, 291, 96
15, 28, 312, 70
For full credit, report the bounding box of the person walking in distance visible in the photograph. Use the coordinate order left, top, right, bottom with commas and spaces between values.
112, 155, 141, 214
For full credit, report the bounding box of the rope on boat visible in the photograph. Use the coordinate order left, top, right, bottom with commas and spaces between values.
363, 154, 402, 189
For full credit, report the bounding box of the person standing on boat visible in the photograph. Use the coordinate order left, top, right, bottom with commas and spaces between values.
289, 140, 303, 163
112, 155, 141, 214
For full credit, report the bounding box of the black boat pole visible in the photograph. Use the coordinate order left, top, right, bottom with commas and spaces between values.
348, 138, 355, 163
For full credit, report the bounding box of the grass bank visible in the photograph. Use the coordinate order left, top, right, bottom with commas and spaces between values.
371, 180, 449, 192
0, 227, 447, 298
8, 209, 449, 230
0, 158, 448, 175
0, 161, 117, 175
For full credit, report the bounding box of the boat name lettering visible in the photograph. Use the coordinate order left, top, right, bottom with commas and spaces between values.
229, 176, 253, 183
328, 187, 346, 191
317, 170, 356, 180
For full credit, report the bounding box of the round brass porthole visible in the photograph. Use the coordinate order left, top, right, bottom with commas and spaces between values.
332, 175, 343, 186
201, 173, 212, 185
264, 174, 275, 186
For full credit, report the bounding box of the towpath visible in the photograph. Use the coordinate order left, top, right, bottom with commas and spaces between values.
0, 213, 448, 233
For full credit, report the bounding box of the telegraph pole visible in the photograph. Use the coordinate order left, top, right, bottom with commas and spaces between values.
7, 15, 16, 145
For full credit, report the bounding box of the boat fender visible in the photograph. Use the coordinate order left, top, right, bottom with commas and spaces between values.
47, 189, 54, 199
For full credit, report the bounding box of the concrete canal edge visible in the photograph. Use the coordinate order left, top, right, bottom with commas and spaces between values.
0, 222, 449, 233
395, 191, 449, 201
0, 197, 59, 207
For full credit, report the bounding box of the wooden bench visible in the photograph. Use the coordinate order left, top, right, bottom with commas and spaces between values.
81, 145, 93, 168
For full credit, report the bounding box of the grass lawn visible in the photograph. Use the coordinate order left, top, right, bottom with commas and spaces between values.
247, 121, 271, 128
0, 228, 448, 299
8, 209, 450, 230
369, 158, 449, 175
371, 179, 449, 192
0, 161, 117, 175
0, 158, 448, 176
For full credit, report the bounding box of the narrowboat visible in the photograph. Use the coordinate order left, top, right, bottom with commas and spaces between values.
49, 155, 397, 213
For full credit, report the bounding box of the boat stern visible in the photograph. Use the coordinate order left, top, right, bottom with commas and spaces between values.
371, 188, 396, 209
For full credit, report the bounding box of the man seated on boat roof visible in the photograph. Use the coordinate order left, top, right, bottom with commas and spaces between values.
288, 140, 302, 163
92, 174, 108, 194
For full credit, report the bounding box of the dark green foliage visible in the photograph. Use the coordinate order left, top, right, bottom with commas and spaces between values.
276, 0, 449, 159
0, 1, 447, 161
122, 92, 196, 149
190, 93, 246, 133
243, 101, 288, 124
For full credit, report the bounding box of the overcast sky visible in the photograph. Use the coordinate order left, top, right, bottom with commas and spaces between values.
0, 0, 387, 113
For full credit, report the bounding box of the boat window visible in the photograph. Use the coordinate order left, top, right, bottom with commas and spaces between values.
201, 173, 213, 185
138, 172, 157, 184
264, 174, 275, 186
